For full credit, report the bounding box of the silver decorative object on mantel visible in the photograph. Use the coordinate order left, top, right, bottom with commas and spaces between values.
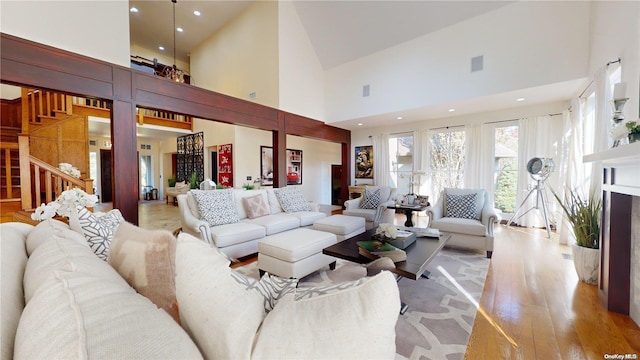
610, 82, 629, 148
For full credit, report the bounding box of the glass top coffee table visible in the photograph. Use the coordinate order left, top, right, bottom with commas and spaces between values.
323, 228, 451, 281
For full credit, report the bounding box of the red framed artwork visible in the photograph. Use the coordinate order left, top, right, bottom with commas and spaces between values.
218, 143, 233, 187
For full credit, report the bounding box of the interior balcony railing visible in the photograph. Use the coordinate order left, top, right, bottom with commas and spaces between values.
23, 88, 193, 131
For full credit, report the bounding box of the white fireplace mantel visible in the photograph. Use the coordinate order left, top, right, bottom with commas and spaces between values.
584, 140, 639, 326
584, 140, 640, 165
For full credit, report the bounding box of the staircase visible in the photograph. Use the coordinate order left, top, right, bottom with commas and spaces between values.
0, 89, 94, 223
1, 87, 194, 223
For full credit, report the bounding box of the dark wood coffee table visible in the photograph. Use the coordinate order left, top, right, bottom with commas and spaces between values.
323, 228, 450, 280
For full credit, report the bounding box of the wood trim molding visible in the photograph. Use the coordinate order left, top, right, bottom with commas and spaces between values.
1, 33, 351, 223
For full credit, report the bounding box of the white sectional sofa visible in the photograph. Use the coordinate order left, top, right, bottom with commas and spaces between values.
1, 220, 401, 359
178, 187, 327, 259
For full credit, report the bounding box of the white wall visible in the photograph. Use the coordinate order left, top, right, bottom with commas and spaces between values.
588, 0, 640, 327
588, 1, 640, 122
286, 135, 341, 204
277, 1, 325, 120
190, 1, 279, 107
350, 101, 567, 186
234, 126, 272, 187
0, 1, 130, 67
324, 1, 590, 124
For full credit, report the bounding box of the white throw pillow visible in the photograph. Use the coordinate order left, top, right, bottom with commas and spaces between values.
76, 206, 125, 261
26, 219, 87, 256
190, 189, 240, 226
175, 233, 265, 359
15, 270, 203, 360
23, 233, 128, 304
186, 191, 201, 219
274, 187, 311, 213
252, 271, 400, 359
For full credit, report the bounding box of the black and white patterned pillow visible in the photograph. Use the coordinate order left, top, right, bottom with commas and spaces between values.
77, 206, 125, 261
359, 188, 381, 209
191, 189, 239, 226
230, 270, 298, 313
294, 277, 370, 300
445, 193, 478, 219
274, 187, 311, 213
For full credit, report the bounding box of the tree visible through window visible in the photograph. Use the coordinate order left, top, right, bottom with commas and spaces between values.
493, 125, 519, 214
429, 129, 465, 196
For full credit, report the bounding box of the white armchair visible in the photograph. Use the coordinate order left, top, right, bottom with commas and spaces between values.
426, 188, 497, 258
343, 186, 397, 230
166, 181, 190, 205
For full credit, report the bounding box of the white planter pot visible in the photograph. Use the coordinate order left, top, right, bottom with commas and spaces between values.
571, 244, 599, 285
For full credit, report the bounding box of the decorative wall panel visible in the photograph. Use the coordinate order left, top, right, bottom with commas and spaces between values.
176, 132, 204, 186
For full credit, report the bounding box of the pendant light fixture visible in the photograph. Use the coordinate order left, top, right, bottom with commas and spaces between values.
162, 0, 185, 83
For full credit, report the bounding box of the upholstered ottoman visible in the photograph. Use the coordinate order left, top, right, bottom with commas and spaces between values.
313, 214, 366, 242
258, 228, 337, 279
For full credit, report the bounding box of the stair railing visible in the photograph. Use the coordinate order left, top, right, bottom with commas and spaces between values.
18, 135, 93, 210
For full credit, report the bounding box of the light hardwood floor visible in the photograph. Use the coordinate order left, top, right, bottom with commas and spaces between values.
121, 201, 640, 358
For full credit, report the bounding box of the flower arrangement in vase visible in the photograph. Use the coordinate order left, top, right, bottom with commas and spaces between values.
372, 223, 398, 246
31, 187, 98, 221
626, 121, 640, 143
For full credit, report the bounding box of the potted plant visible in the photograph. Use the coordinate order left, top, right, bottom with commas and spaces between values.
189, 172, 198, 189
626, 121, 640, 143
552, 188, 601, 284
167, 175, 176, 188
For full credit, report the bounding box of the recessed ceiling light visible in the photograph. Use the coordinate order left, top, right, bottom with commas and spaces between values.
130, 7, 138, 13
177, 27, 184, 32
158, 46, 165, 51
516, 97, 525, 102
357, 123, 363, 126
397, 116, 403, 120
193, 10, 201, 16
448, 108, 456, 112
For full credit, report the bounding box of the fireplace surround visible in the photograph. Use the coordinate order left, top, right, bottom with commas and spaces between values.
584, 141, 640, 326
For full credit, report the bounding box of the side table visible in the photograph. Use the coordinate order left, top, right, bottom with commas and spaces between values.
386, 204, 428, 227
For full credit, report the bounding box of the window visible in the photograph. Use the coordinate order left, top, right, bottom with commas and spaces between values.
388, 134, 413, 195
492, 124, 519, 214
429, 128, 465, 196
140, 154, 153, 188
89, 151, 98, 196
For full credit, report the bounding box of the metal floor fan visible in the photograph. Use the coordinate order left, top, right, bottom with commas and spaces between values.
506, 157, 555, 238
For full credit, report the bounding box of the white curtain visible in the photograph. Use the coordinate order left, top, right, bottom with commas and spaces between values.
514, 115, 564, 228
554, 99, 586, 244
464, 123, 492, 191
372, 133, 389, 186
591, 66, 613, 196
419, 129, 431, 197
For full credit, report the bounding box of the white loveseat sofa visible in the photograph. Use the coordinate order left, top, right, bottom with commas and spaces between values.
1, 220, 401, 359
426, 188, 498, 258
178, 187, 327, 259
343, 186, 397, 230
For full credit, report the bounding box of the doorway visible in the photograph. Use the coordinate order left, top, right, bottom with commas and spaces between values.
331, 164, 343, 206
100, 149, 112, 203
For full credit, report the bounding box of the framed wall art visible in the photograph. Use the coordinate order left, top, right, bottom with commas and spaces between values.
260, 146, 303, 186
355, 145, 373, 179
217, 143, 233, 187
260, 146, 274, 186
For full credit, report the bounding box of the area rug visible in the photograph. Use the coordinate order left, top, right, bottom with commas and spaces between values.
235, 248, 489, 360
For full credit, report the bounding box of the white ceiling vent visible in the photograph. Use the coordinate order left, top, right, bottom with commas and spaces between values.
471, 55, 483, 72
